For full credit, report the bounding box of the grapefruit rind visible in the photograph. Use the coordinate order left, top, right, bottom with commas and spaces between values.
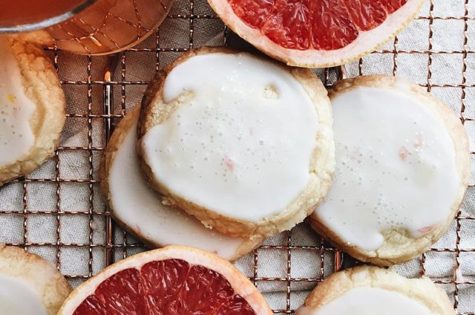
58, 245, 273, 315
207, 0, 425, 68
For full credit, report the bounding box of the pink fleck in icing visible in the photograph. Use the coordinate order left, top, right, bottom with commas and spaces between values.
416, 225, 434, 235
399, 146, 410, 161
224, 155, 235, 172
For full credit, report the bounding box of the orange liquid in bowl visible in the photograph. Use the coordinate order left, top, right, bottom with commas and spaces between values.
0, 0, 83, 26
0, 0, 173, 55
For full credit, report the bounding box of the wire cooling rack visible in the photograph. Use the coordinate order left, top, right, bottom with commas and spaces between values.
0, 0, 474, 313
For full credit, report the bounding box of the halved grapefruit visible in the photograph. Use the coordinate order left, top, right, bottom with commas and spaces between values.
58, 246, 272, 315
208, 0, 425, 67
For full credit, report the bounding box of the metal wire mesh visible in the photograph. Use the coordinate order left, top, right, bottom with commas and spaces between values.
0, 0, 474, 314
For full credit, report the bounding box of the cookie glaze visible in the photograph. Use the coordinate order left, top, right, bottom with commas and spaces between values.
0, 274, 47, 315
0, 39, 35, 166
142, 52, 318, 221
109, 114, 247, 259
297, 287, 433, 315
314, 85, 459, 251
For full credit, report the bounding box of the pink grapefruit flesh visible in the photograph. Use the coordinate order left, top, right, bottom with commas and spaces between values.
230, 0, 407, 50
208, 0, 424, 67
59, 246, 272, 315
73, 259, 255, 315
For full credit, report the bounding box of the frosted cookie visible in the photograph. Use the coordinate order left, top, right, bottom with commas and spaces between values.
100, 107, 263, 260
296, 266, 455, 315
0, 245, 71, 315
0, 37, 65, 186
310, 76, 470, 266
137, 47, 334, 238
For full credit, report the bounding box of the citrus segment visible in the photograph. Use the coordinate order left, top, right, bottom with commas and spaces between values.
73, 269, 144, 315
209, 0, 424, 67
73, 259, 255, 315
229, 0, 408, 50
60, 247, 271, 315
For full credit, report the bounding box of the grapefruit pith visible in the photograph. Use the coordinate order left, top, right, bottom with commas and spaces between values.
58, 246, 273, 315
208, 0, 425, 67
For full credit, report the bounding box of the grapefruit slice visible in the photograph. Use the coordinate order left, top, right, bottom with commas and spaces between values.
58, 246, 273, 315
0, 245, 71, 315
208, 0, 425, 67
100, 106, 262, 260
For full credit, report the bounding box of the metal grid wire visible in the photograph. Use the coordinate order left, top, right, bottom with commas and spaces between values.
0, 0, 474, 313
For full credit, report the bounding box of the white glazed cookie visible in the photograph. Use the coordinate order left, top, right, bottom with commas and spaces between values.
296, 266, 455, 315
137, 47, 334, 238
0, 37, 65, 186
310, 76, 470, 266
0, 245, 71, 315
100, 107, 263, 260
